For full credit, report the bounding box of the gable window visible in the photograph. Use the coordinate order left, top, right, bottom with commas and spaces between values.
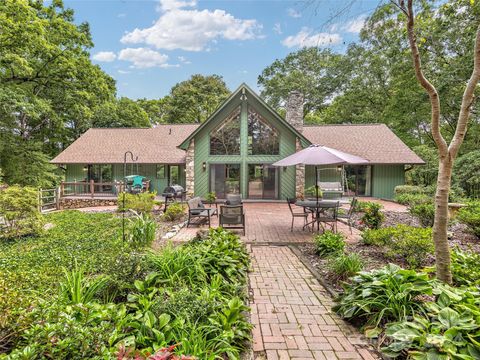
210, 106, 241, 155
248, 107, 280, 155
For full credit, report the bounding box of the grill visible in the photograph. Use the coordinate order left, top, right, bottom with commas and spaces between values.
162, 185, 186, 211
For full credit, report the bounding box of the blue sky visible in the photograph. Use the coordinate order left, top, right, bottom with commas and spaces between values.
65, 0, 381, 99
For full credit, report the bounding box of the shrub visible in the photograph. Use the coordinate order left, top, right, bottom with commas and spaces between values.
333, 264, 434, 337
362, 225, 433, 268
360, 202, 384, 229
394, 193, 430, 206
129, 211, 156, 247
394, 185, 425, 195
457, 201, 480, 237
305, 185, 323, 198
162, 202, 185, 222
409, 202, 435, 227
451, 248, 480, 287
117, 191, 156, 213
314, 231, 345, 257
0, 185, 44, 239
327, 253, 364, 280
205, 191, 217, 203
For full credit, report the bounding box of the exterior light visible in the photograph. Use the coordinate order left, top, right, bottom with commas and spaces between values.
202, 162, 207, 171
83, 166, 88, 171
240, 88, 247, 101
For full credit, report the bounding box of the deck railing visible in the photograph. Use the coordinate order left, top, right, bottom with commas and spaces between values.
60, 180, 122, 198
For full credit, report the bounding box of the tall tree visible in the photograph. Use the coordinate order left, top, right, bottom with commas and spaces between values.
165, 74, 230, 123
92, 98, 150, 128
397, 0, 480, 283
258, 48, 345, 119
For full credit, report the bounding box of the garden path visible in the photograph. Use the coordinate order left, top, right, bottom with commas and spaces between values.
248, 245, 379, 360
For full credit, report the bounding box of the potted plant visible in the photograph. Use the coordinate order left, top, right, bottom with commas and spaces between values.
204, 191, 217, 204
305, 186, 323, 201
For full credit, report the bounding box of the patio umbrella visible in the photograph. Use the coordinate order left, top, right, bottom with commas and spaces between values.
272, 144, 369, 204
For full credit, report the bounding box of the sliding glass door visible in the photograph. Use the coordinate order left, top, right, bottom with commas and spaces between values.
209, 164, 241, 199
345, 165, 371, 196
248, 164, 279, 199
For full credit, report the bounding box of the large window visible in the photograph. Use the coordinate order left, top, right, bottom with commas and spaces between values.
248, 107, 280, 155
210, 164, 241, 198
210, 107, 241, 155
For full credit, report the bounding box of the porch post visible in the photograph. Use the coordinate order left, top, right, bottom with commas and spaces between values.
185, 139, 195, 198
90, 179, 94, 198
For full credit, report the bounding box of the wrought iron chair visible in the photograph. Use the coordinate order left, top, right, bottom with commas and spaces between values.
219, 205, 245, 235
287, 198, 311, 232
337, 197, 357, 234
317, 201, 340, 233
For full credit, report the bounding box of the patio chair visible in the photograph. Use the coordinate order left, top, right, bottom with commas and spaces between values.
219, 205, 245, 235
337, 197, 357, 234
187, 197, 216, 227
317, 201, 339, 233
287, 198, 311, 232
225, 194, 242, 206
319, 181, 343, 199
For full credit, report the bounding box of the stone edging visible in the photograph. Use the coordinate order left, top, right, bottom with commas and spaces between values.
161, 220, 187, 240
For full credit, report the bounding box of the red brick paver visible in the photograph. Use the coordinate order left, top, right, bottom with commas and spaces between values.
173, 202, 361, 243
249, 246, 379, 360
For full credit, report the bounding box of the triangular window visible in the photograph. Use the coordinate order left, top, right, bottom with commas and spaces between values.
248, 107, 280, 155
210, 106, 241, 155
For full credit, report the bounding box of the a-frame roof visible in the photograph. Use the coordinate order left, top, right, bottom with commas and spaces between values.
178, 83, 310, 150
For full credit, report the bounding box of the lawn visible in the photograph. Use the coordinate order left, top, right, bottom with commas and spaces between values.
0, 210, 251, 359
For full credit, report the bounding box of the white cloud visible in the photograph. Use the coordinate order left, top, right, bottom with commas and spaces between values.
92, 51, 117, 62
344, 15, 366, 33
118, 47, 171, 68
273, 23, 282, 35
178, 56, 191, 64
287, 8, 301, 18
117, 13, 126, 18
121, 0, 262, 51
282, 28, 342, 48
118, 69, 131, 74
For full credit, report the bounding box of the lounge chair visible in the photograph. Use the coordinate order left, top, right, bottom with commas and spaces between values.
187, 197, 217, 227
219, 205, 245, 235
225, 194, 242, 205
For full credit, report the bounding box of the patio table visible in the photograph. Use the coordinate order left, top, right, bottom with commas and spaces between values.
296, 200, 341, 232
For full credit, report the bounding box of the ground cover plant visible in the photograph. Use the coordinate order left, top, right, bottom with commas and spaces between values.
457, 201, 480, 238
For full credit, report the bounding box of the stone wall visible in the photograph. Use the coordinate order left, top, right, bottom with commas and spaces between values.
185, 139, 195, 198
60, 198, 117, 210
295, 138, 305, 199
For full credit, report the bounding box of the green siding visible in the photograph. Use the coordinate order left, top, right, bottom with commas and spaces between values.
65, 163, 185, 194
193, 92, 297, 199
371, 165, 405, 199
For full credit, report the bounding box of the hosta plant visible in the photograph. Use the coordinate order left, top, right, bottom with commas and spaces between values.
314, 231, 345, 257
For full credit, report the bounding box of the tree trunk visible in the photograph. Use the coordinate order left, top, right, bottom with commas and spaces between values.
433, 156, 453, 284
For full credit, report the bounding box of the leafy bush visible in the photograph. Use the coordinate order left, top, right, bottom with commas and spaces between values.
394, 193, 430, 206
162, 202, 185, 222
118, 192, 157, 213
457, 201, 480, 237
360, 202, 384, 229
205, 191, 217, 203
327, 253, 364, 280
383, 285, 480, 359
409, 202, 435, 227
394, 185, 425, 195
305, 185, 323, 198
0, 185, 44, 239
334, 264, 434, 337
454, 149, 480, 198
314, 231, 345, 257
451, 248, 480, 287
361, 225, 433, 268
129, 211, 156, 247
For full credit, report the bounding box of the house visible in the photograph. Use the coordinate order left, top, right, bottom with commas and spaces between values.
51, 84, 424, 200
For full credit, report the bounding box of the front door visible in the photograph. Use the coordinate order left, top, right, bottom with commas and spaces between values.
209, 164, 241, 199
248, 164, 279, 199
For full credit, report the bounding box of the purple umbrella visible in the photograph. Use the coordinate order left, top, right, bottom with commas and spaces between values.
273, 144, 369, 203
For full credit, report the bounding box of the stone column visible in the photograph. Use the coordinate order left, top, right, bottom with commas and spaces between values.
185, 139, 195, 198
285, 91, 305, 199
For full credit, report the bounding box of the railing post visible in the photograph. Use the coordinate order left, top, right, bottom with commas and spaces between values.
73, 179, 77, 195
60, 181, 65, 197
56, 186, 61, 210
90, 179, 94, 198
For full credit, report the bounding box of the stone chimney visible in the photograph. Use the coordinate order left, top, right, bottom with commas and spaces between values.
285, 90, 304, 133
285, 91, 305, 199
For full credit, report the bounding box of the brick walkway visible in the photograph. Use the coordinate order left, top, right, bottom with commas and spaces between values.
173, 202, 362, 243
249, 246, 379, 360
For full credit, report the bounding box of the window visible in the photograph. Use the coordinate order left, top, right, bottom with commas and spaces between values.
210, 107, 241, 155
210, 164, 241, 198
156, 165, 166, 179
88, 164, 112, 183
169, 165, 180, 185
248, 107, 279, 155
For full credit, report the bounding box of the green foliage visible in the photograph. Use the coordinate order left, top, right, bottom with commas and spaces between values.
162, 202, 185, 222
450, 248, 480, 287
304, 185, 323, 198
314, 231, 345, 257
394, 185, 426, 195
92, 97, 151, 128
205, 192, 217, 203
129, 211, 156, 248
382, 286, 480, 359
60, 260, 110, 304
409, 202, 435, 227
362, 225, 433, 268
327, 253, 364, 280
457, 201, 480, 237
394, 193, 430, 206
118, 192, 156, 214
407, 146, 439, 187
360, 202, 384, 229
334, 264, 434, 336
454, 150, 480, 198
0, 185, 44, 239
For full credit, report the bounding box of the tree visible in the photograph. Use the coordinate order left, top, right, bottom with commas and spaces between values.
165, 74, 230, 123
136, 97, 171, 125
397, 0, 480, 283
258, 48, 345, 119
92, 98, 150, 128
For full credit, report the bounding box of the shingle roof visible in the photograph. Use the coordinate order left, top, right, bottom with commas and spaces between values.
51, 123, 424, 165
302, 124, 424, 164
51, 125, 199, 164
